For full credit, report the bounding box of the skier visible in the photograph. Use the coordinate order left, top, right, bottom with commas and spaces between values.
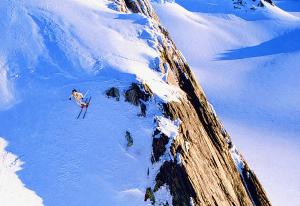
69, 89, 88, 107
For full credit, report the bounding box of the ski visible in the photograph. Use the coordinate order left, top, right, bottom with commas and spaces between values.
76, 97, 91, 119
82, 96, 92, 119
76, 107, 84, 119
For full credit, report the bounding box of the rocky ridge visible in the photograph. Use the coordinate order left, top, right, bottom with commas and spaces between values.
111, 0, 272, 205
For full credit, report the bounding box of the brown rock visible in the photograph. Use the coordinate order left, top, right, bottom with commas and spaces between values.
113, 0, 271, 205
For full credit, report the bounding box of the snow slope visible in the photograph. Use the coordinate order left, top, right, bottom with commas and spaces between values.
275, 0, 300, 17
0, 0, 180, 205
0, 138, 43, 206
153, 1, 300, 205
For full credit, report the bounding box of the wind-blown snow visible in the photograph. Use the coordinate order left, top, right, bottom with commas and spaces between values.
153, 0, 300, 205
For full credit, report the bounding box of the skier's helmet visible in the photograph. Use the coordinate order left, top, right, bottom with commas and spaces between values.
72, 89, 77, 93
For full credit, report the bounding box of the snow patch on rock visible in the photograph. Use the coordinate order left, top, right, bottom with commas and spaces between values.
230, 145, 245, 174
153, 184, 173, 205
155, 116, 181, 140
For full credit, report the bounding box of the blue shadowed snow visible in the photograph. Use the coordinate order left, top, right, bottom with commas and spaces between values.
218, 28, 300, 59
275, 0, 300, 12
1, 78, 154, 206
174, 0, 233, 13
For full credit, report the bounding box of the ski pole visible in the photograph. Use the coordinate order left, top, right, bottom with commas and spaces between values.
83, 90, 89, 98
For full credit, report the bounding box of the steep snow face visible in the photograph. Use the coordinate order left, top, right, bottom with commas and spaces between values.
153, 1, 300, 205
0, 0, 183, 205
0, 0, 181, 107
1, 80, 161, 206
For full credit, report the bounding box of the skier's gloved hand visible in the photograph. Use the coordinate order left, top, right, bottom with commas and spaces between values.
69, 97, 71, 100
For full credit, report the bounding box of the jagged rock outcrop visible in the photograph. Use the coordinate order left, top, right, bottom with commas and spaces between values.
125, 83, 152, 106
262, 0, 274, 6
232, 0, 274, 10
111, 0, 272, 205
106, 87, 120, 101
